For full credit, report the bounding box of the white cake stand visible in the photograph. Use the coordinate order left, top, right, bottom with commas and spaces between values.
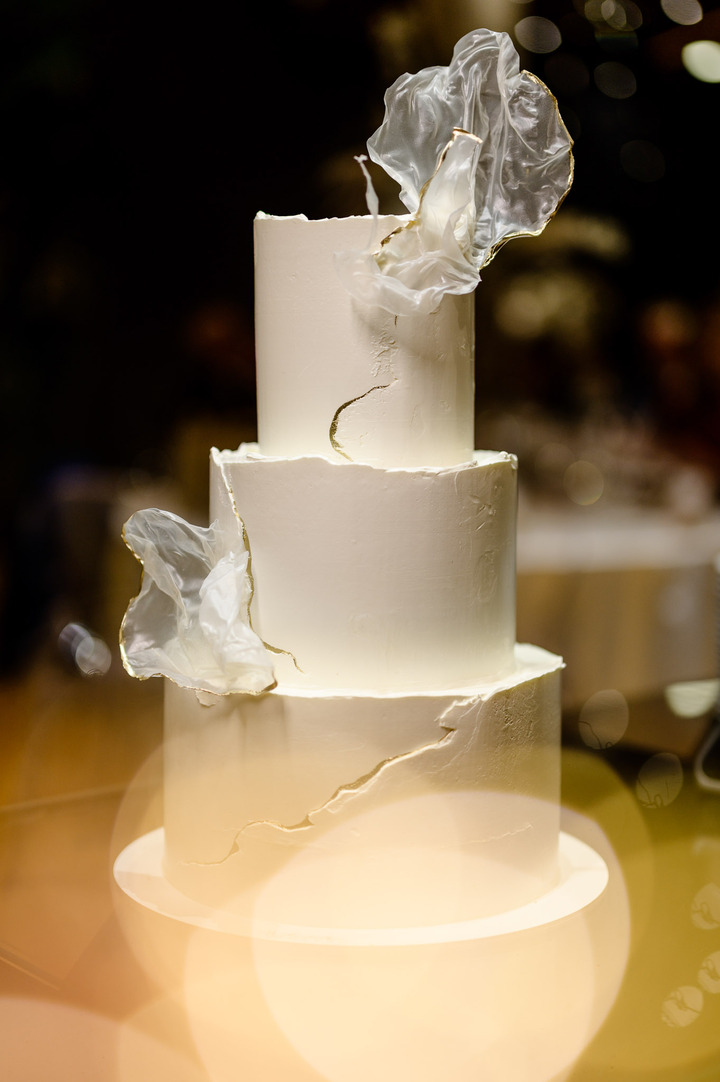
113, 803, 628, 1082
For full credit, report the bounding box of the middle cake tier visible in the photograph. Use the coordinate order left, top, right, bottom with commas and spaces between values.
211, 446, 518, 692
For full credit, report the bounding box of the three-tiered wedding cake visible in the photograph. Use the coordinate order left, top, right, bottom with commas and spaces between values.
120, 29, 574, 931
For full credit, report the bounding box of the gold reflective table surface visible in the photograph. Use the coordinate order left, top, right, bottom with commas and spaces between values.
1, 656, 719, 1081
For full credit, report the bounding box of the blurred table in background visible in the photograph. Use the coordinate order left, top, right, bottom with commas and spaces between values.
517, 500, 720, 755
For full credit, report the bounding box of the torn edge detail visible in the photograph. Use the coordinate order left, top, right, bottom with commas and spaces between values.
329, 382, 394, 460
189, 723, 463, 867
217, 456, 303, 674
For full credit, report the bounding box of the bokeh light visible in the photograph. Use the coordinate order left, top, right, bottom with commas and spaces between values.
584, 0, 643, 41
636, 753, 684, 808
691, 882, 720, 930
661, 0, 704, 26
514, 16, 562, 53
494, 283, 547, 340
599, 0, 643, 30
661, 985, 704, 1027
594, 60, 637, 98
698, 950, 720, 993
664, 679, 718, 718
682, 40, 720, 82
579, 689, 629, 749
619, 140, 665, 183
564, 460, 605, 505
58, 621, 112, 676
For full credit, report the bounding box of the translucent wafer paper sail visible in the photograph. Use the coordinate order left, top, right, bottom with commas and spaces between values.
336, 28, 574, 314
120, 508, 275, 695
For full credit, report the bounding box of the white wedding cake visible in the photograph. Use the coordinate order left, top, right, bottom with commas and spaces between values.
120, 30, 575, 932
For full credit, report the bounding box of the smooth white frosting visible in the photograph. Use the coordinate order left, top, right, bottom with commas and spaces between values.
211, 445, 517, 691
254, 214, 475, 467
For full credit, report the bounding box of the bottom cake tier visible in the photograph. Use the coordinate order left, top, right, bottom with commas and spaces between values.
162, 643, 563, 926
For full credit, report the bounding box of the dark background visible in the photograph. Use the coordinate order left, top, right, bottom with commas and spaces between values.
1, 0, 719, 670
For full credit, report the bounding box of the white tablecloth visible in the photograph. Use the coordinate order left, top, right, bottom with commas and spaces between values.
516, 503, 720, 710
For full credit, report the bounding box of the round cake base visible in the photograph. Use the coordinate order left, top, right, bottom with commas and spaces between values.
114, 823, 606, 945
112, 809, 627, 1082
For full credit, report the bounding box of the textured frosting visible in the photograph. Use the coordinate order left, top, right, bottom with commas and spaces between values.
254, 214, 475, 468
211, 445, 518, 691
163, 644, 563, 925
158, 213, 563, 922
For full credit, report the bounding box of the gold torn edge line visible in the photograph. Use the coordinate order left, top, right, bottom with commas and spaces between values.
329, 383, 394, 460
371, 129, 482, 272
242, 723, 459, 836
239, 697, 481, 840
376, 104, 572, 273
188, 697, 484, 865
217, 457, 255, 611
264, 643, 302, 666
385, 129, 480, 226
217, 458, 302, 675
186, 725, 459, 866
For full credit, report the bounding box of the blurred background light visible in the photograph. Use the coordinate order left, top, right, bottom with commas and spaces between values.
563, 460, 605, 505
636, 752, 684, 807
619, 139, 665, 182
58, 621, 112, 677
584, 1, 605, 22
664, 679, 718, 718
661, 985, 704, 1027
593, 59, 637, 97
494, 283, 547, 339
578, 689, 630, 748
698, 950, 720, 994
514, 16, 562, 53
661, 0, 704, 26
682, 39, 720, 82
599, 0, 643, 31
691, 882, 720, 929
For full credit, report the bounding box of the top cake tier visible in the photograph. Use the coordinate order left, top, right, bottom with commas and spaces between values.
254, 215, 475, 468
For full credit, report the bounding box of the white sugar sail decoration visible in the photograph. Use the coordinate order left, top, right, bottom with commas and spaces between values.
120, 509, 275, 696
336, 28, 574, 315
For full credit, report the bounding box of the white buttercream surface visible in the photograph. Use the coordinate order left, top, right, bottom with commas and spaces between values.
162, 643, 563, 922
212, 445, 518, 691
254, 214, 475, 467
